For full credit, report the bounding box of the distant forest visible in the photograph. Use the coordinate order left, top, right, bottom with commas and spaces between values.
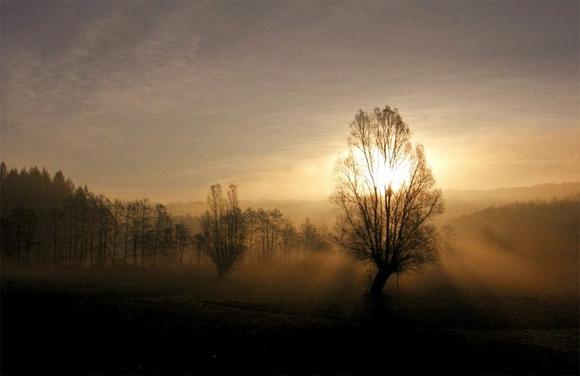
446, 198, 579, 260
0, 163, 330, 267
442, 198, 579, 294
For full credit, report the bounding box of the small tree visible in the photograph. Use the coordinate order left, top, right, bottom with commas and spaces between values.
333, 106, 444, 297
200, 184, 246, 277
280, 218, 298, 260
300, 217, 327, 252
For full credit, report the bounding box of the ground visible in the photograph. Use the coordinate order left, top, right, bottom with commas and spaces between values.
1, 255, 578, 374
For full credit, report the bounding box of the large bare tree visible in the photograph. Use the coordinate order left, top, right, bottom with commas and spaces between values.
333, 106, 444, 296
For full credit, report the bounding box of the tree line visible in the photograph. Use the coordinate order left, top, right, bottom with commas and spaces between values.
197, 183, 330, 276
0, 162, 330, 270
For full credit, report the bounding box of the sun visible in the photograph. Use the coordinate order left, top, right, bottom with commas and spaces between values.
353, 148, 411, 192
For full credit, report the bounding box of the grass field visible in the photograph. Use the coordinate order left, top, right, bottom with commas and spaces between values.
2, 253, 578, 374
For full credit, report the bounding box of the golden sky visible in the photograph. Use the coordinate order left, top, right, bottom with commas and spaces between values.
1, 1, 578, 201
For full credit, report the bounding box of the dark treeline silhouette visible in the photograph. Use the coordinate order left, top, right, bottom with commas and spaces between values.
244, 209, 328, 261
197, 183, 331, 276
0, 162, 195, 267
0, 163, 330, 269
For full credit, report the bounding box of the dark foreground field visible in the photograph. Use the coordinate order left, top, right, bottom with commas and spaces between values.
1, 255, 578, 375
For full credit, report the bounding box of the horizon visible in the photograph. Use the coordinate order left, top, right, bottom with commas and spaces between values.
3, 159, 580, 204
2, 159, 580, 205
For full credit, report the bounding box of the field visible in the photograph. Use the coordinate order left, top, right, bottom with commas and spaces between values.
2, 252, 578, 375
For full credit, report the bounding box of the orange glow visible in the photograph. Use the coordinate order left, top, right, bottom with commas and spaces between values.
352, 148, 412, 193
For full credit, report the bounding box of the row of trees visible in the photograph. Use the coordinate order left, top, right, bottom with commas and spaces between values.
197, 184, 331, 276
0, 163, 330, 269
0, 164, 197, 266
245, 209, 328, 260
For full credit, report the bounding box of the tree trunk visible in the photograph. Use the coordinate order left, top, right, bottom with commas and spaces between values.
370, 267, 391, 297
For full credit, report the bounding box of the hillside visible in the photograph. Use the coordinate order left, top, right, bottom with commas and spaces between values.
440, 182, 580, 223
442, 198, 579, 295
447, 199, 578, 256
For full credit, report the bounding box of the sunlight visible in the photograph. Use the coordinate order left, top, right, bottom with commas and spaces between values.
353, 148, 412, 192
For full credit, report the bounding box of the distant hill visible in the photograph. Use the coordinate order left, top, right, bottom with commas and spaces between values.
441, 182, 580, 222
165, 182, 580, 226
442, 198, 579, 294
446, 182, 580, 202
446, 198, 579, 257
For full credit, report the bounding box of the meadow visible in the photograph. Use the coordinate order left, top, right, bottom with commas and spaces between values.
2, 245, 578, 374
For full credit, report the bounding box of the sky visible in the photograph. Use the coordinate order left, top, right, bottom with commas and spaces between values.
1, 0, 578, 202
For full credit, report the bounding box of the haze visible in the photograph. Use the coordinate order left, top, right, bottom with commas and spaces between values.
1, 1, 578, 202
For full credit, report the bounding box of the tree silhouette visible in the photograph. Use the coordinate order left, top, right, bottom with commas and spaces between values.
333, 106, 444, 297
0, 162, 325, 268
300, 217, 327, 252
200, 184, 246, 277
0, 163, 196, 268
